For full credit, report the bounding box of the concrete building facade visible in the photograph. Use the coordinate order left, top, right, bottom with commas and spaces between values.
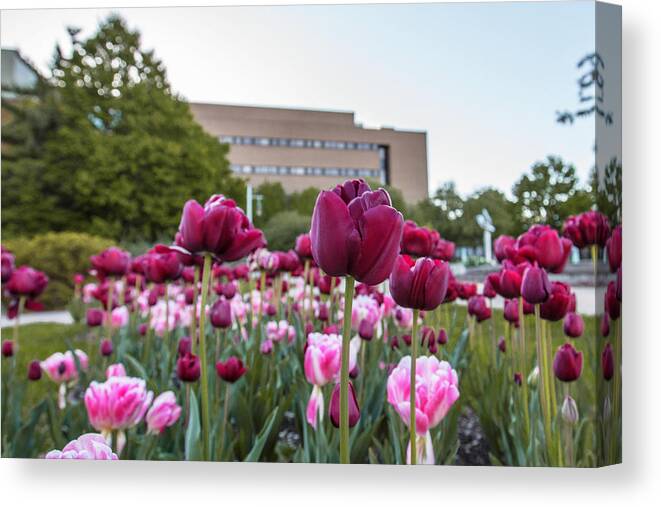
190, 102, 428, 203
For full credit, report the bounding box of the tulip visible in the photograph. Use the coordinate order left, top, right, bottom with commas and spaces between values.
562, 211, 611, 249
73, 273, 85, 286
144, 246, 183, 283
494, 235, 516, 262
503, 299, 520, 325
602, 343, 614, 381
295, 233, 313, 260
498, 336, 506, 353
601, 313, 611, 338
90, 247, 131, 277
561, 395, 579, 425
358, 319, 374, 341
616, 266, 622, 302
27, 360, 42, 381
41, 350, 89, 384
387, 355, 460, 464
86, 308, 105, 327
517, 225, 572, 273
1, 247, 15, 283
457, 282, 477, 300
146, 391, 182, 435
310, 179, 404, 286
482, 276, 497, 298
563, 313, 584, 338
106, 363, 127, 378
497, 267, 523, 299
401, 220, 434, 257
2, 340, 14, 357
540, 282, 572, 321
330, 382, 360, 428
437, 328, 448, 345
467, 295, 491, 322
606, 225, 622, 273
431, 237, 455, 262
521, 266, 552, 304
514, 372, 523, 386
389, 255, 450, 311
6, 266, 48, 297
176, 352, 201, 382
216, 356, 248, 383
100, 339, 113, 357
605, 281, 621, 320
210, 298, 233, 329
138, 323, 148, 336
177, 336, 192, 357
553, 343, 583, 382
174, 195, 265, 261
45, 433, 118, 460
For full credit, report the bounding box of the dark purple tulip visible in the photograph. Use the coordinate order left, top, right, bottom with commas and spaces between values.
349, 364, 360, 379
602, 343, 614, 381
219, 282, 237, 299
514, 372, 523, 386
503, 299, 520, 325
316, 303, 329, 322
295, 233, 313, 260
215, 356, 248, 383
310, 179, 404, 286
437, 328, 448, 345
265, 303, 277, 317
563, 313, 585, 338
606, 225, 622, 273
390, 335, 400, 350
457, 282, 477, 300
145, 246, 183, 284
605, 281, 621, 320
616, 266, 622, 302
6, 266, 48, 298
175, 195, 266, 261
401, 220, 434, 258
601, 313, 611, 338
27, 360, 42, 381
100, 339, 113, 357
86, 308, 105, 327
138, 323, 148, 336
421, 326, 435, 346
521, 266, 552, 305
467, 295, 492, 322
178, 336, 192, 357
563, 211, 611, 249
330, 381, 360, 428
428, 339, 438, 355
90, 247, 131, 277
498, 336, 506, 353
553, 343, 583, 382
389, 255, 450, 311
540, 282, 572, 321
210, 298, 232, 329
2, 340, 14, 357
358, 319, 374, 341
176, 352, 200, 382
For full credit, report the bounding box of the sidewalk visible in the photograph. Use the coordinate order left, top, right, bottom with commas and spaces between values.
1, 310, 74, 329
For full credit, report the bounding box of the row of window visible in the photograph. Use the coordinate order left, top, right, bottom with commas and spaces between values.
230, 164, 382, 179
220, 135, 379, 151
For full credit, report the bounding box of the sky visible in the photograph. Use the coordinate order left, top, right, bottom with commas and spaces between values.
1, 1, 596, 198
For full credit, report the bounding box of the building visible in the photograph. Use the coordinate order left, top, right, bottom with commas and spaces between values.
189, 102, 428, 203
1, 48, 39, 98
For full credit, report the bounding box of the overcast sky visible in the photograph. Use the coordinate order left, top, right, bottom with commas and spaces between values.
1, 2, 596, 198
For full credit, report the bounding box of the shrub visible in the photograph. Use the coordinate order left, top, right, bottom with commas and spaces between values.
3, 232, 114, 310
262, 211, 311, 252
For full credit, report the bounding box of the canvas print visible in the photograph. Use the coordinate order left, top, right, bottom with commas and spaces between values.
0, 1, 621, 466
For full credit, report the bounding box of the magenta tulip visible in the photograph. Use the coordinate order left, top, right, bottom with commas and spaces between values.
401, 220, 434, 257
602, 343, 614, 381
563, 211, 611, 249
27, 360, 42, 381
494, 235, 516, 262
90, 247, 131, 277
176, 352, 201, 382
605, 281, 621, 320
295, 233, 313, 260
144, 245, 183, 283
553, 343, 583, 382
330, 381, 360, 428
310, 179, 404, 286
210, 298, 232, 329
540, 282, 572, 321
86, 308, 104, 327
606, 225, 622, 273
215, 356, 248, 383
389, 255, 450, 311
467, 295, 492, 322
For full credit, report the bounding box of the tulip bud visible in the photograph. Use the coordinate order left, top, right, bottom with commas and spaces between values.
304, 321, 314, 337
329, 381, 360, 428
602, 343, 614, 381
503, 299, 520, 324
514, 372, 523, 386
401, 334, 412, 346
184, 287, 195, 305
210, 299, 232, 329
265, 303, 277, 317
428, 339, 438, 355
527, 366, 539, 387
605, 281, 620, 321
100, 339, 113, 357
390, 335, 400, 350
216, 356, 248, 383
317, 303, 329, 322
601, 313, 610, 338
358, 319, 374, 341
349, 364, 360, 379
176, 352, 200, 382
498, 336, 506, 353
437, 328, 448, 345
2, 340, 14, 358
86, 308, 104, 327
27, 359, 42, 381
521, 266, 552, 304
138, 323, 148, 336
561, 395, 579, 425
177, 336, 192, 357
563, 313, 585, 338
553, 343, 583, 382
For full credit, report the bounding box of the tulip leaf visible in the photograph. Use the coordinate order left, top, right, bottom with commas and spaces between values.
244, 407, 278, 462
12, 400, 48, 458
123, 353, 148, 380
185, 391, 202, 461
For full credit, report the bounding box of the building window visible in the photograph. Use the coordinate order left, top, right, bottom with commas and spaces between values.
220, 135, 380, 152
229, 164, 380, 179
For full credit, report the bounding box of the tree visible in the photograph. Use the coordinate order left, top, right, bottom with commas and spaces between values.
1, 14, 244, 241
512, 156, 584, 230
461, 188, 519, 245
253, 181, 288, 228
290, 186, 321, 217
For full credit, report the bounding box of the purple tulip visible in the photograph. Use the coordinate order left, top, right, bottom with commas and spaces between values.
602, 343, 614, 381
310, 179, 404, 286
606, 225, 622, 273
521, 266, 552, 305
563, 313, 585, 338
330, 382, 360, 428
176, 352, 200, 382
86, 308, 105, 327
553, 343, 583, 382
389, 255, 450, 311
210, 298, 232, 329
90, 247, 131, 277
27, 360, 42, 381
100, 339, 113, 357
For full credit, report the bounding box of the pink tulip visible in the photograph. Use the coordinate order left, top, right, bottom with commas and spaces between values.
266, 320, 296, 343
146, 391, 182, 435
45, 433, 118, 460
110, 306, 129, 328
41, 350, 89, 383
387, 355, 460, 464
106, 363, 127, 378
84, 376, 153, 439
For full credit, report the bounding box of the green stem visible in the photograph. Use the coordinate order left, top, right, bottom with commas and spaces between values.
611, 317, 622, 463
198, 254, 213, 461
410, 308, 420, 465
535, 304, 553, 464
519, 297, 530, 441
106, 282, 113, 342
12, 296, 25, 350
191, 265, 200, 354
339, 276, 355, 464
220, 383, 231, 460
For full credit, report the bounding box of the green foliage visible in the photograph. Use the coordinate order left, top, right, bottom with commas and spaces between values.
593, 158, 622, 226
4, 232, 114, 309
253, 181, 288, 229
512, 156, 585, 231
262, 211, 311, 252
1, 14, 244, 242
290, 187, 321, 217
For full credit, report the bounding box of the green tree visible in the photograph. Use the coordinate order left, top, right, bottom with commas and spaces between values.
512, 156, 584, 230
253, 181, 288, 228
1, 14, 244, 241
290, 186, 321, 217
